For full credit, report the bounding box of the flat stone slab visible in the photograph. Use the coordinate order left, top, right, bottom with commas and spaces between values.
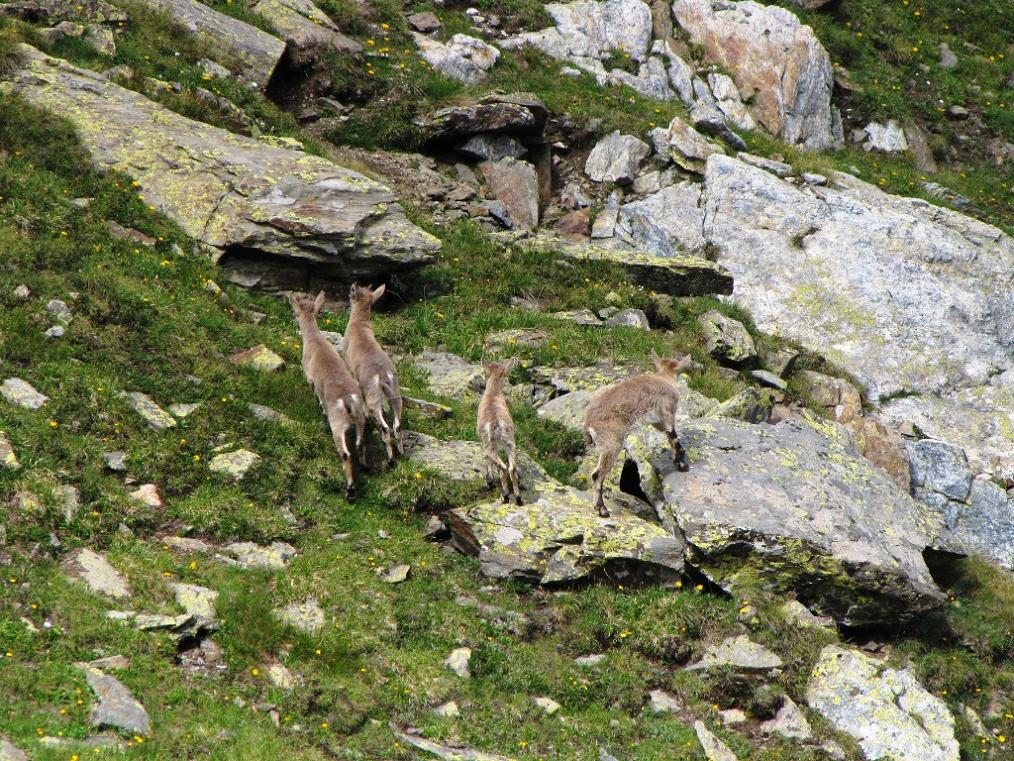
64, 548, 131, 600
3, 46, 439, 278
687, 634, 783, 670
1, 378, 49, 409
230, 344, 285, 372
630, 415, 945, 626
807, 645, 959, 761
209, 448, 260, 480
80, 666, 150, 736
169, 582, 218, 619
250, 0, 361, 64
449, 481, 684, 584
274, 598, 325, 633
412, 350, 484, 397
120, 392, 176, 431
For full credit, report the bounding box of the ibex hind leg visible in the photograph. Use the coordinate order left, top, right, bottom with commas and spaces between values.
669, 413, 689, 472
369, 402, 395, 466
389, 393, 404, 456
329, 414, 356, 499
590, 446, 618, 518
505, 443, 522, 506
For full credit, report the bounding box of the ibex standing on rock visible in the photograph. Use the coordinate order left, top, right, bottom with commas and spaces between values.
290, 291, 366, 498
344, 283, 403, 465
583, 352, 693, 517
477, 359, 522, 505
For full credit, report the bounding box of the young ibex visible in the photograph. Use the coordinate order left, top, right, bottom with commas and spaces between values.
289, 291, 367, 497
477, 359, 522, 505
344, 283, 403, 464
583, 352, 693, 517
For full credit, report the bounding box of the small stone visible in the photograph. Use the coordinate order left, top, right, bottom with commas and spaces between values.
274, 598, 325, 633
699, 311, 756, 366
103, 451, 128, 471
169, 403, 201, 418
863, 120, 909, 153
87, 655, 130, 670
688, 635, 783, 670
81, 666, 150, 735
129, 483, 162, 508
760, 696, 812, 740
382, 564, 411, 584
1, 378, 49, 410
718, 708, 747, 725
407, 10, 441, 32
444, 647, 472, 678
248, 403, 290, 423
585, 131, 651, 184
46, 298, 72, 322
170, 582, 218, 619
44, 325, 65, 338
648, 689, 681, 714
574, 653, 605, 667
938, 42, 958, 68
230, 344, 285, 372
603, 308, 650, 330
551, 308, 602, 326
433, 700, 460, 717
423, 515, 447, 539
218, 541, 296, 570
0, 738, 29, 761
120, 391, 176, 431
694, 721, 737, 761
13, 284, 30, 300
0, 435, 19, 470
162, 536, 214, 554
199, 58, 231, 79
781, 600, 833, 629
947, 104, 970, 120
265, 661, 298, 689
402, 396, 452, 420
800, 172, 827, 186
65, 548, 131, 600
209, 449, 261, 481
534, 696, 561, 715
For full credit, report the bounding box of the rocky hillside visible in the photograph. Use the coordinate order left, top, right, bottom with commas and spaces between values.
0, 0, 1012, 759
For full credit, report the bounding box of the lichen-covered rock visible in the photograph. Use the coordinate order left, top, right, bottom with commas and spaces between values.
585, 131, 650, 184
613, 182, 708, 256
412, 351, 485, 397
0, 737, 28, 761
230, 344, 285, 372
603, 308, 650, 330
169, 582, 218, 619
506, 0, 653, 62
1, 377, 49, 410
80, 666, 151, 736
444, 647, 472, 677
906, 439, 971, 502
687, 634, 783, 670
530, 362, 639, 394
795, 370, 862, 423
693, 721, 738, 761
3, 46, 439, 280
119, 392, 176, 431
699, 310, 756, 366
673, 0, 840, 150
417, 98, 544, 141
663, 116, 725, 173
140, 0, 284, 86
0, 435, 19, 470
483, 329, 548, 353
217, 541, 297, 570
448, 481, 685, 583
250, 0, 361, 65
759, 697, 812, 740
274, 598, 325, 633
862, 120, 909, 153
209, 448, 261, 480
537, 390, 594, 432
710, 387, 774, 424
129, 483, 162, 508
630, 415, 944, 625
806, 645, 959, 761
702, 153, 1014, 476
412, 32, 499, 84
514, 234, 734, 296
64, 548, 131, 600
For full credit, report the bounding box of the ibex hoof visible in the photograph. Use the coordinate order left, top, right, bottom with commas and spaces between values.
514, 495, 523, 506
597, 505, 610, 518
501, 494, 511, 504
345, 484, 357, 501
676, 460, 690, 473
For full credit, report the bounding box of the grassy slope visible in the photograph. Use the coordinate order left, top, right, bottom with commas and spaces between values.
0, 0, 1013, 759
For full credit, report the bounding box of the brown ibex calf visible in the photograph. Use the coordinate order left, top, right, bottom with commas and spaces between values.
289, 291, 367, 497
477, 359, 522, 505
344, 283, 403, 465
583, 352, 692, 517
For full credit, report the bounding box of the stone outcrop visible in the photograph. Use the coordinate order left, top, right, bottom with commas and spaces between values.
627, 415, 945, 625
250, 0, 361, 65
141, 0, 285, 86
3, 46, 440, 284
807, 646, 959, 761
412, 32, 499, 84
672, 0, 841, 150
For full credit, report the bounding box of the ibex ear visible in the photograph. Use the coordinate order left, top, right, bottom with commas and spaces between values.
650, 349, 664, 371
287, 292, 299, 310
371, 283, 386, 303
505, 357, 519, 372
349, 283, 358, 302
676, 355, 692, 374
313, 291, 326, 313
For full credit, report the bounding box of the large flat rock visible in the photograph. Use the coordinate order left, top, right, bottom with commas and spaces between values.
3, 46, 440, 280
141, 0, 285, 87
629, 416, 945, 625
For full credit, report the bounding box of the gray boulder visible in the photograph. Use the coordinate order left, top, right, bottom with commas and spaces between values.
141, 0, 284, 86
250, 0, 361, 65
412, 350, 485, 397
672, 0, 840, 150
585, 131, 650, 184
863, 120, 909, 153
907, 439, 972, 502
807, 645, 959, 761
4, 46, 439, 282
458, 133, 526, 162
698, 310, 756, 366
629, 416, 945, 625
412, 32, 499, 84
613, 182, 707, 256
663, 115, 725, 173
504, 0, 653, 63
81, 666, 151, 735
480, 158, 540, 230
